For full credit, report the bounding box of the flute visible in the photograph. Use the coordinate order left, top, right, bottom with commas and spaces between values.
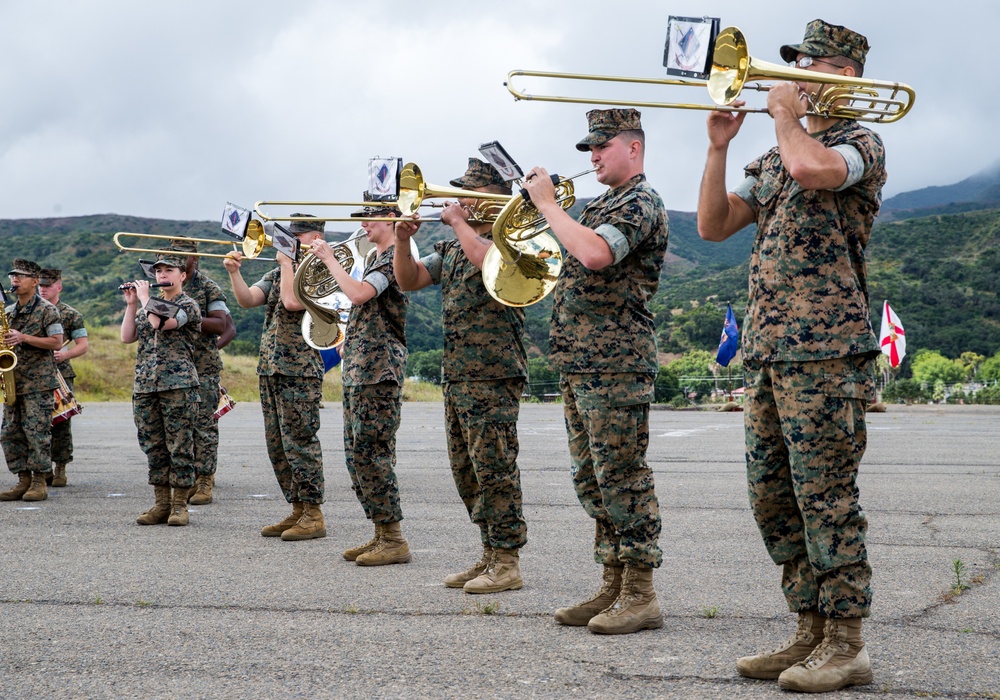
118, 282, 173, 291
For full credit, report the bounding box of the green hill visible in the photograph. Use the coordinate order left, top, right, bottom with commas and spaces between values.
4, 190, 999, 374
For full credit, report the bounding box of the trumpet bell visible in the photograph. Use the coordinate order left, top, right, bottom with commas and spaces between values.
482, 232, 562, 308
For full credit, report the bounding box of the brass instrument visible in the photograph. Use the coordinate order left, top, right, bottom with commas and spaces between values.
114, 231, 273, 261
293, 232, 361, 351
506, 26, 914, 124
255, 162, 513, 225
480, 169, 594, 307
1, 289, 17, 405
293, 229, 416, 350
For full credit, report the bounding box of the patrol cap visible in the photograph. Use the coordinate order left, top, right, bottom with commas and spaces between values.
449, 158, 512, 193
575, 108, 643, 152
39, 268, 62, 286
779, 19, 870, 66
287, 213, 326, 234
152, 254, 186, 269
8, 258, 41, 277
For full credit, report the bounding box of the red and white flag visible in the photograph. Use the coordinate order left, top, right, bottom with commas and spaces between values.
879, 300, 906, 368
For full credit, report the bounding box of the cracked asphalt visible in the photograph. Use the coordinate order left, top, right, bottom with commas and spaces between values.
1, 402, 997, 699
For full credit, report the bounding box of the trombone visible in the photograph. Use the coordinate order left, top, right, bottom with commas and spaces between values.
255, 162, 514, 225
115, 222, 303, 261
113, 232, 268, 260
506, 26, 914, 124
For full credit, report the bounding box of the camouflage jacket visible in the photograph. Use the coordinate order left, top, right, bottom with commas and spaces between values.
738, 119, 886, 362
549, 174, 669, 375
184, 269, 229, 378
423, 237, 527, 382
342, 247, 408, 387
253, 266, 323, 379
132, 292, 202, 394
55, 300, 87, 380
5, 293, 62, 393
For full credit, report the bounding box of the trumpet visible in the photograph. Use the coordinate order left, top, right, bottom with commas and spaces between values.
506, 26, 914, 123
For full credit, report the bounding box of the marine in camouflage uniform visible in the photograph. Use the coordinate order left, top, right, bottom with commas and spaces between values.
522, 109, 668, 634
125, 259, 202, 492
697, 19, 882, 692
168, 242, 236, 505
223, 216, 326, 541
394, 158, 527, 592
341, 248, 408, 524
39, 268, 89, 487
0, 259, 63, 503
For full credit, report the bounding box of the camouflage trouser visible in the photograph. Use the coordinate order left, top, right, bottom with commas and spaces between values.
193, 375, 220, 477
2, 390, 54, 474
444, 378, 527, 550
51, 376, 74, 465
260, 374, 324, 505
744, 354, 876, 619
343, 382, 403, 524
133, 388, 200, 488
561, 372, 662, 569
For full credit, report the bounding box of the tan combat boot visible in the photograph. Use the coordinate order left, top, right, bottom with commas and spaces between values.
281, 503, 327, 541
464, 548, 523, 594
188, 474, 214, 505
22, 472, 49, 501
736, 611, 827, 679
778, 617, 873, 692
554, 565, 624, 626
167, 487, 190, 526
355, 520, 411, 565
136, 485, 172, 525
444, 545, 493, 588
587, 564, 663, 635
51, 463, 68, 488
0, 472, 32, 501
261, 502, 304, 537
343, 523, 383, 561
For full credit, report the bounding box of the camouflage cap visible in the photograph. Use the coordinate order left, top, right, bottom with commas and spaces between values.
152, 254, 186, 269
780, 19, 869, 66
7, 258, 42, 277
449, 158, 512, 193
350, 194, 401, 218
576, 108, 643, 152
39, 268, 62, 285
166, 239, 198, 254
287, 213, 326, 234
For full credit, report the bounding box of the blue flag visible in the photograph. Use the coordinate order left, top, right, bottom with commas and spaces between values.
715, 303, 739, 367
320, 346, 342, 373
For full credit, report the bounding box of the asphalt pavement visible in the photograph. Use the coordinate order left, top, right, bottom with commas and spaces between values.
1, 402, 997, 699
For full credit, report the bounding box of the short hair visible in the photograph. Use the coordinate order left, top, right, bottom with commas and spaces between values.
615, 129, 645, 152
821, 54, 864, 78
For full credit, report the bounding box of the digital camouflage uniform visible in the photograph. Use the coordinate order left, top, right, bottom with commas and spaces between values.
421, 235, 528, 550
341, 247, 408, 525
2, 294, 62, 476
184, 269, 230, 479
50, 300, 87, 466
132, 292, 202, 489
549, 172, 669, 569
254, 264, 325, 505
736, 117, 886, 618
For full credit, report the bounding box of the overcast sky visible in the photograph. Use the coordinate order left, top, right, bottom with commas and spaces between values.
2, 0, 995, 225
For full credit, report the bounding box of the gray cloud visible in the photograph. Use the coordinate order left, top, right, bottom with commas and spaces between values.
1, 0, 993, 222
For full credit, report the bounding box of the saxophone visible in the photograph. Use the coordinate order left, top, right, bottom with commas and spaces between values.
0, 294, 17, 405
